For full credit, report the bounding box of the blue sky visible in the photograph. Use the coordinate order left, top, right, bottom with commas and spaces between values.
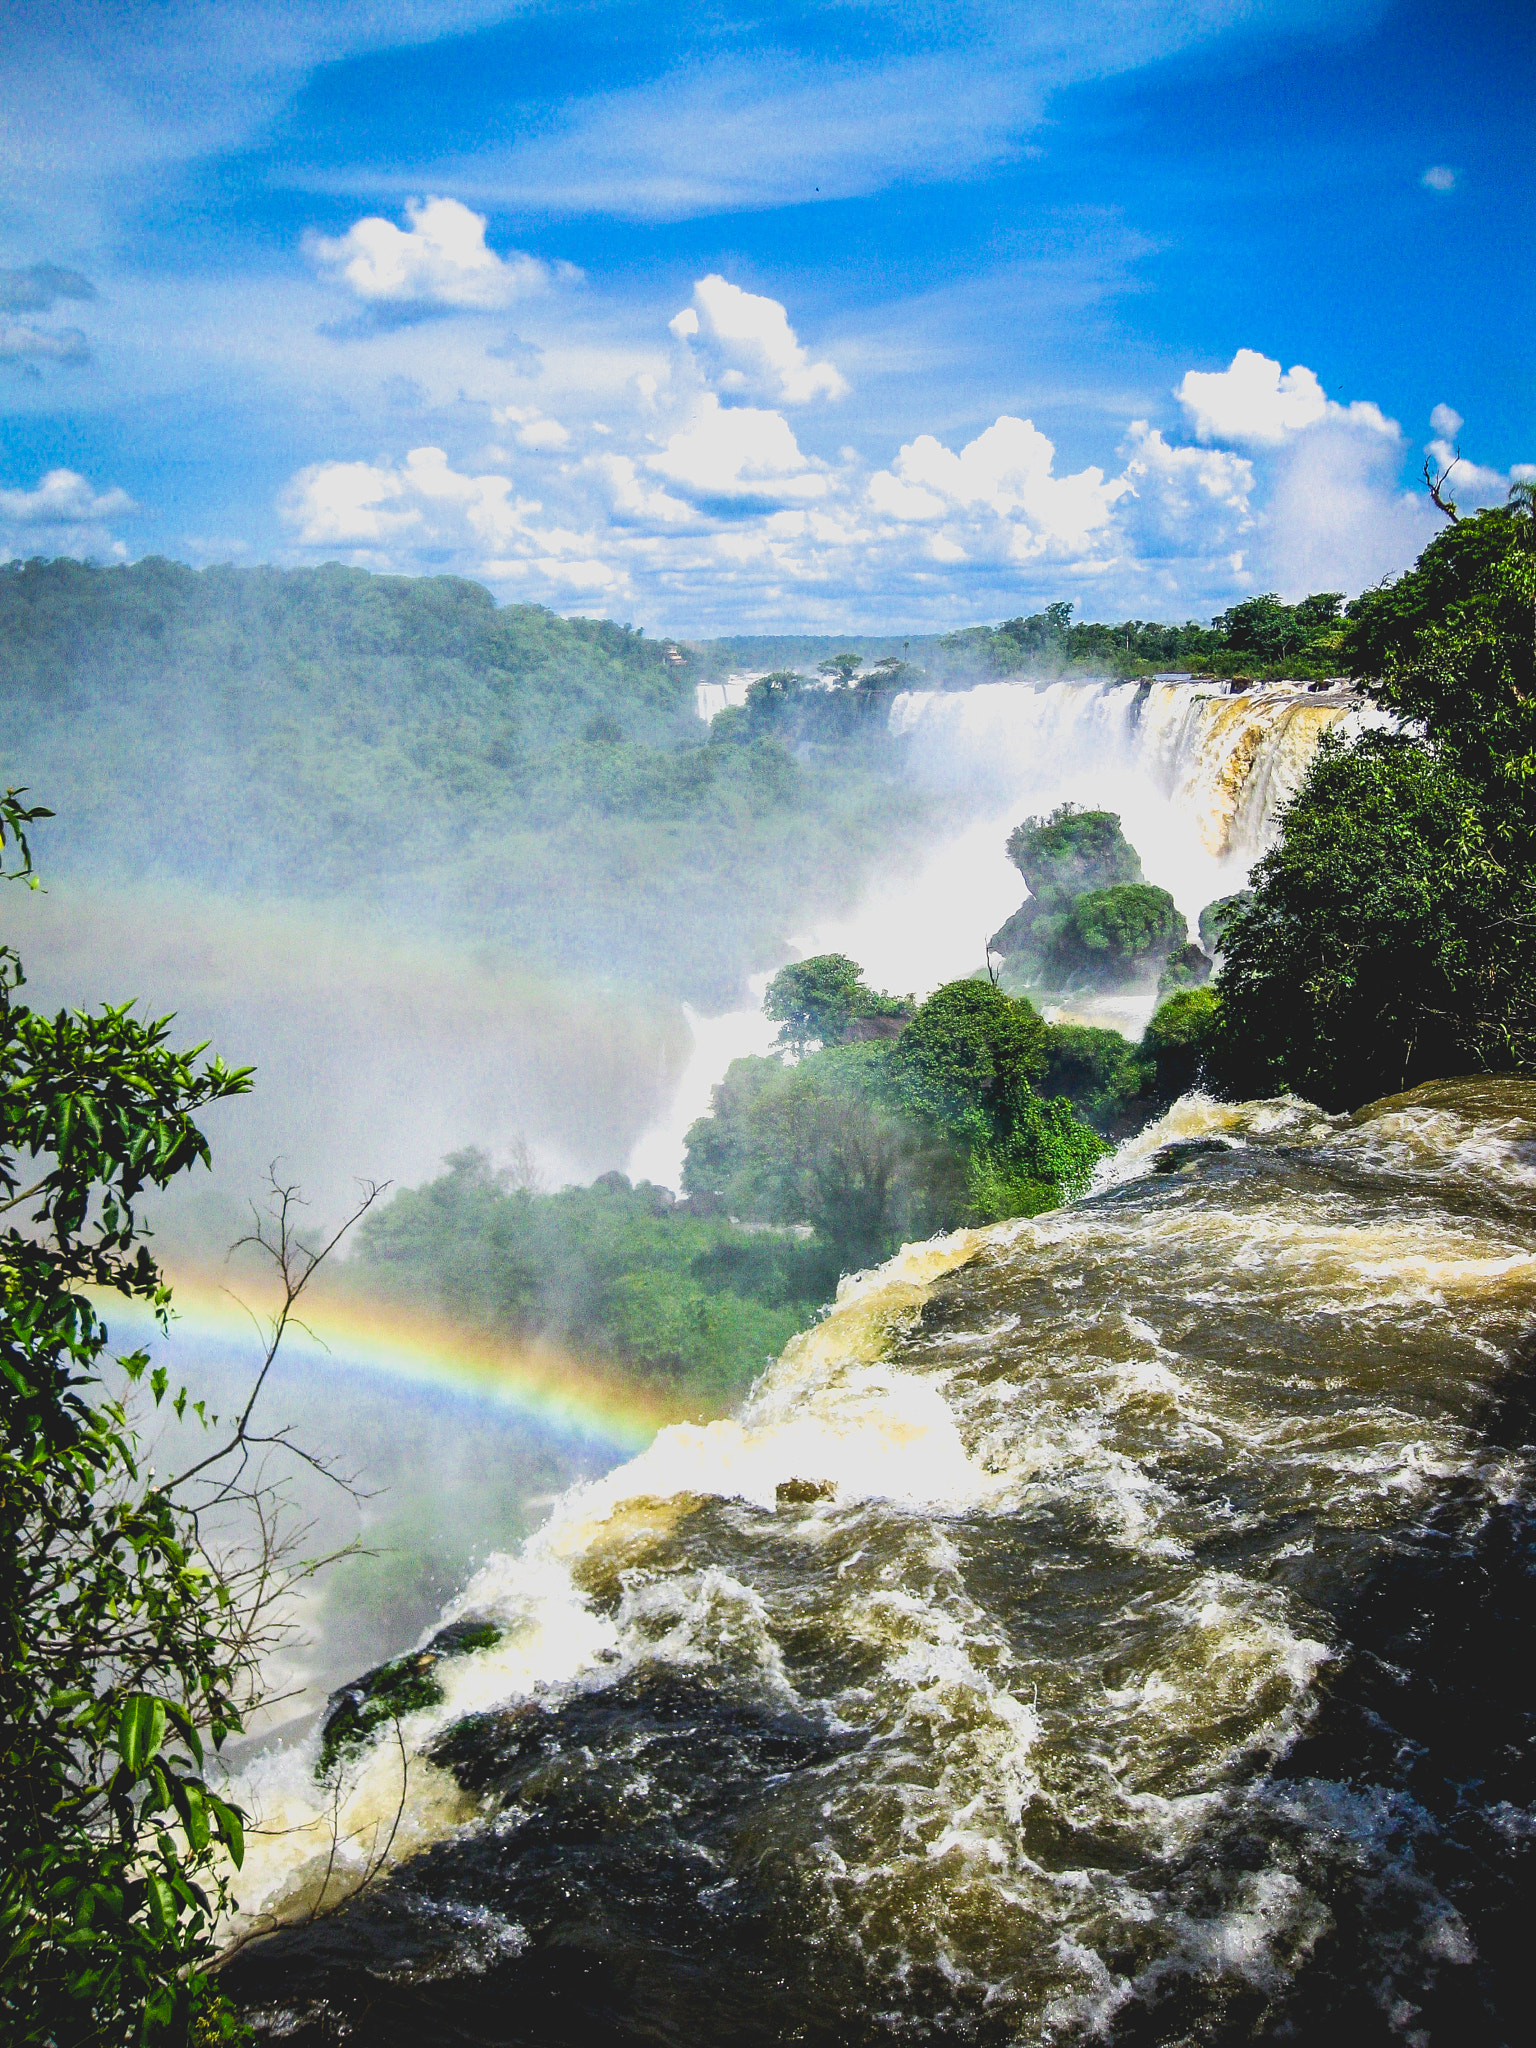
1, 0, 1530, 632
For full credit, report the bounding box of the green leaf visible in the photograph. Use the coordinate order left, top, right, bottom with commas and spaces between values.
208, 1796, 244, 1869
144, 1873, 175, 1938
119, 1694, 168, 1775
181, 1784, 210, 1854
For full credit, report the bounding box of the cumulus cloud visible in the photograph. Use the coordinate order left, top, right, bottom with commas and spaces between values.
1115, 425, 1254, 565
669, 276, 846, 405
280, 445, 622, 596
874, 416, 1126, 556
1421, 165, 1458, 192
1176, 348, 1397, 449
0, 262, 96, 312
1421, 404, 1524, 512
648, 394, 831, 506
493, 404, 570, 451
271, 288, 1494, 629
0, 467, 133, 561
1259, 414, 1434, 597
0, 468, 132, 525
307, 197, 563, 310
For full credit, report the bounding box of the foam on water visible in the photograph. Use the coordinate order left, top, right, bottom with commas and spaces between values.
227, 1078, 1536, 2045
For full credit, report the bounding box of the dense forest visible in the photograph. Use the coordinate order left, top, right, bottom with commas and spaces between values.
944, 590, 1357, 682
0, 558, 928, 1005
0, 561, 1405, 1025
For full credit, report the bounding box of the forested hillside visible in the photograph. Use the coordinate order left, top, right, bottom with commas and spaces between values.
0, 557, 927, 1003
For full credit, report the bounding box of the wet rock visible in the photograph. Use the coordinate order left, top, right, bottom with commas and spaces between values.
317, 1618, 502, 1777
775, 1478, 836, 1505
1149, 1136, 1239, 1175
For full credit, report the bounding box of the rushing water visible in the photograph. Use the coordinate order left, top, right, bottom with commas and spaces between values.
628, 678, 1370, 1187
227, 1076, 1536, 2044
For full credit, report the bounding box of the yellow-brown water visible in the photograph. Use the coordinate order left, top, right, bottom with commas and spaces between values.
227, 1078, 1536, 2044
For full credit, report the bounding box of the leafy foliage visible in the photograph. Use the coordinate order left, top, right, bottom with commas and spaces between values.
1003, 805, 1143, 907
353, 1152, 834, 1404
0, 791, 257, 2046
1198, 891, 1252, 956
993, 808, 1186, 991
1064, 883, 1184, 978
946, 591, 1351, 682
0, 558, 929, 1005
1141, 988, 1222, 1103
1210, 732, 1520, 1107
762, 954, 912, 1055
685, 973, 1105, 1264
1211, 494, 1536, 1110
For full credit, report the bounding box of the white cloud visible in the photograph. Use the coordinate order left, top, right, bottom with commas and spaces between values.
670, 276, 846, 405
0, 468, 132, 525
1430, 402, 1463, 440
1421, 165, 1458, 192
1259, 414, 1434, 598
493, 405, 571, 451
1176, 348, 1399, 449
0, 322, 90, 364
269, 289, 1491, 631
1423, 440, 1508, 505
591, 454, 696, 528
648, 394, 831, 504
306, 196, 560, 310
880, 416, 1125, 550
279, 444, 626, 596
0, 466, 133, 561
1115, 424, 1255, 564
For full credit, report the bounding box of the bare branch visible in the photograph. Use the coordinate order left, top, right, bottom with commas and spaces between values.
167, 1172, 386, 1494
1424, 450, 1462, 523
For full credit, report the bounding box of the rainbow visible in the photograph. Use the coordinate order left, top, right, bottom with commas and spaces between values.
96, 1267, 689, 1453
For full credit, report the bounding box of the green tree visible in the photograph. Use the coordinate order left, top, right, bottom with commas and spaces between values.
1039, 1023, 1150, 1135
1, 790, 262, 2045
1198, 891, 1252, 956
1208, 492, 1536, 1110
1003, 805, 1143, 909
890, 980, 1105, 1210
720, 1047, 948, 1270
1064, 883, 1184, 981
1355, 503, 1536, 819
890, 981, 1048, 1147
816, 652, 863, 685
1141, 987, 1222, 1104
762, 954, 909, 1054
1210, 733, 1518, 1106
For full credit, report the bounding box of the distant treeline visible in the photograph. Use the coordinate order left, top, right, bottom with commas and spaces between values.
0, 557, 927, 1004
943, 592, 1359, 683
694, 589, 1370, 689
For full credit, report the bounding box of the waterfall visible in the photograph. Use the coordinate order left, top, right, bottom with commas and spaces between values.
629, 678, 1369, 1187
888, 675, 1367, 867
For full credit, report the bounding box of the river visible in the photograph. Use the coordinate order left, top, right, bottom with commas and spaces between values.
224, 1075, 1536, 2044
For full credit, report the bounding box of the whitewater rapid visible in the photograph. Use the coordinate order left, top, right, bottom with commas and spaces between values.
627, 676, 1367, 1188
226, 1076, 1536, 2045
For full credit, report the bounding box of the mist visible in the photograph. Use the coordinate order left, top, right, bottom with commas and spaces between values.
0, 558, 1366, 1738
